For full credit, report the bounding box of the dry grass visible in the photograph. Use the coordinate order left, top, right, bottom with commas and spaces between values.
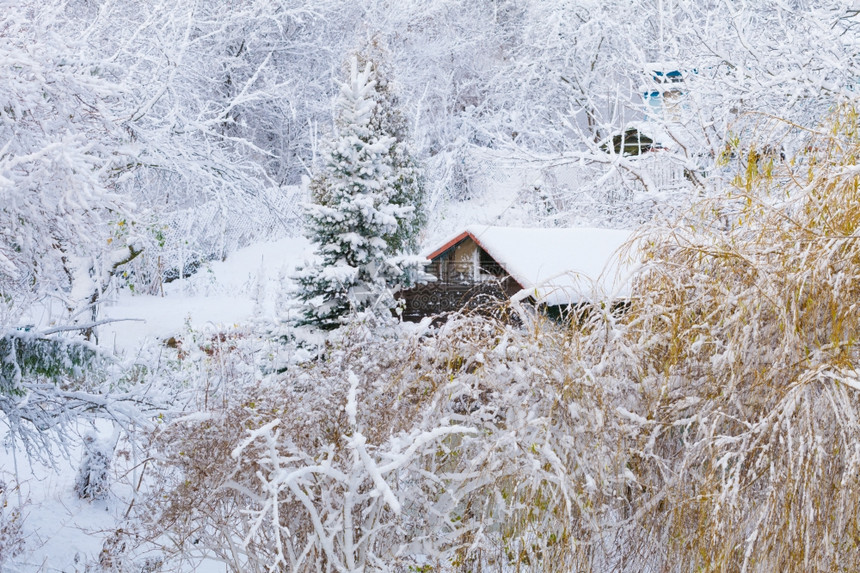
622, 107, 860, 572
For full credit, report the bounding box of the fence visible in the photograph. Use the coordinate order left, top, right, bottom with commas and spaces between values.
125, 185, 307, 293
400, 281, 510, 321
422, 260, 507, 285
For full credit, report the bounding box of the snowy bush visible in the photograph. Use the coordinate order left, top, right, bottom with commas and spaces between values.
136, 313, 633, 571
75, 431, 114, 501
613, 108, 860, 571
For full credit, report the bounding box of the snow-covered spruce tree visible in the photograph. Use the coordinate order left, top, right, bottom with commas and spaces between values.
358, 42, 426, 255
294, 56, 425, 329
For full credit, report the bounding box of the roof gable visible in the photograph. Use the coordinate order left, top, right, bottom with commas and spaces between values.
425, 225, 637, 305
425, 230, 472, 260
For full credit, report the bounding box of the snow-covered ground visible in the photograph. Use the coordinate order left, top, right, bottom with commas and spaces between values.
99, 236, 313, 354
4, 236, 313, 572
1, 423, 133, 572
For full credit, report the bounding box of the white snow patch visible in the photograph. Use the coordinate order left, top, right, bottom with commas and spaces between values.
99, 236, 311, 352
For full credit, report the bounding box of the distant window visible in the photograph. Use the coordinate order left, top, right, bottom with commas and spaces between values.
601, 128, 654, 156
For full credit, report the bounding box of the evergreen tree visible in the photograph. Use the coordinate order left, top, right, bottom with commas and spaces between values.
359, 44, 426, 255
294, 56, 425, 328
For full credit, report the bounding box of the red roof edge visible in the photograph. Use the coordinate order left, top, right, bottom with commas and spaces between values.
425, 230, 472, 260
427, 229, 497, 265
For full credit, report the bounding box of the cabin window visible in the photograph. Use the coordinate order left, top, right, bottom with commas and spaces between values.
602, 128, 653, 156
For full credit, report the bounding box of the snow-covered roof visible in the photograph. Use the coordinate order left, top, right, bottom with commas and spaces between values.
425, 225, 638, 306
643, 61, 685, 83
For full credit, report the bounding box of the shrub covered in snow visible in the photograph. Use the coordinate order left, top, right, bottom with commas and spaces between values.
75, 431, 113, 501
135, 314, 629, 571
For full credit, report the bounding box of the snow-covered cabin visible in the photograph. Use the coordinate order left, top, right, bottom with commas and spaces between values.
402, 225, 636, 321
